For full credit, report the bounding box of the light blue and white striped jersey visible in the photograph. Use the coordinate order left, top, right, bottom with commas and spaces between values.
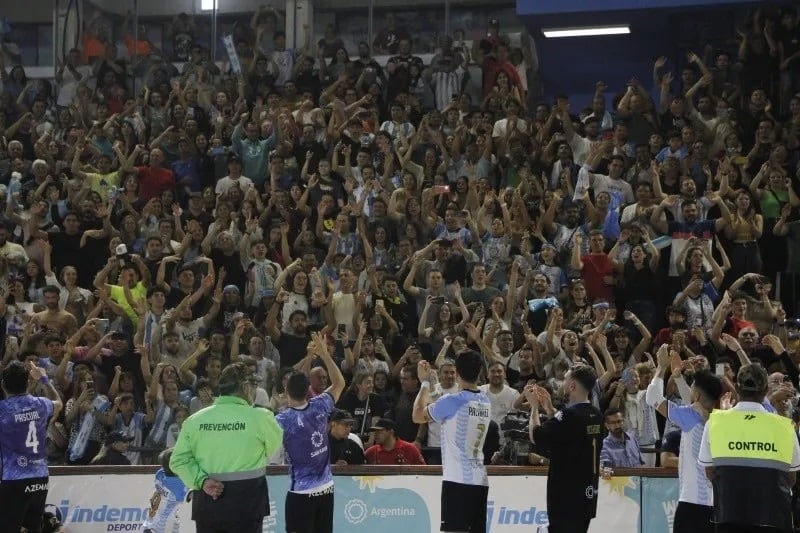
141, 468, 189, 533
428, 389, 491, 486
668, 401, 711, 506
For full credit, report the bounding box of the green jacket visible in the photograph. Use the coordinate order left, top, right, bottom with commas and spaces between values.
170, 396, 283, 490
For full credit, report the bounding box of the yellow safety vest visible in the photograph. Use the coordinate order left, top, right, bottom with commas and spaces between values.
708, 408, 795, 471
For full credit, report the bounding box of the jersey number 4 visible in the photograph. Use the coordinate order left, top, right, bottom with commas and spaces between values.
25, 421, 40, 454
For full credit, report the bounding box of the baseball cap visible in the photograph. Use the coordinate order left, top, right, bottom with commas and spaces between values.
223, 285, 240, 294
105, 431, 134, 446
737, 364, 768, 394
368, 418, 397, 432
329, 409, 356, 424
228, 153, 242, 164
218, 362, 262, 391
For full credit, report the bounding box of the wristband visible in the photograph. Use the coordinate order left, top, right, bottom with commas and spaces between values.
38, 376, 49, 385
421, 381, 430, 389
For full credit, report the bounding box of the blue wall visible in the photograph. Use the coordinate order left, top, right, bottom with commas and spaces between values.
518, 0, 759, 15
521, 8, 740, 105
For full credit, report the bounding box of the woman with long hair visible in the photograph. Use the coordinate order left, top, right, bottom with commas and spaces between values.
611, 236, 660, 333
418, 288, 470, 356
563, 279, 592, 330
336, 371, 386, 441
42, 241, 93, 323
723, 189, 764, 283
64, 372, 108, 465
749, 161, 800, 277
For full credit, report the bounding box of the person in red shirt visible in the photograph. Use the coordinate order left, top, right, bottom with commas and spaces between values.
571, 230, 615, 302
721, 291, 756, 337
364, 419, 425, 465
123, 145, 176, 202
480, 42, 523, 98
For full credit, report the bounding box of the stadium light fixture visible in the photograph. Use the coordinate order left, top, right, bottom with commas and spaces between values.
542, 25, 631, 38
201, 0, 217, 11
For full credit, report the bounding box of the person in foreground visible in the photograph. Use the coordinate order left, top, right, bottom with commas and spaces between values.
0, 361, 63, 533
276, 332, 346, 533
524, 365, 603, 533
699, 363, 800, 533
142, 448, 190, 533
646, 345, 722, 533
170, 362, 283, 533
413, 350, 491, 533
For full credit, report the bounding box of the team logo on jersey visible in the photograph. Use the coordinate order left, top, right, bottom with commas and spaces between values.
311, 431, 324, 448
17, 456, 28, 468
585, 485, 596, 499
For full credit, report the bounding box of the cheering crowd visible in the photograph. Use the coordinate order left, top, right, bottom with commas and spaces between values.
0, 5, 799, 475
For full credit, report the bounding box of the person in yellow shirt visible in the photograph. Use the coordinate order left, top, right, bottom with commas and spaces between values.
93, 254, 150, 322
71, 141, 125, 203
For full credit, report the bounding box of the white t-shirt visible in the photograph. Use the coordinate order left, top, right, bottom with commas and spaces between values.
426, 383, 459, 447
215, 175, 254, 195
57, 66, 93, 107
491, 118, 528, 138
478, 384, 520, 427
592, 173, 635, 205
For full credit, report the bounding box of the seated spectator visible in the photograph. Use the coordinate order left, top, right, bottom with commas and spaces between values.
365, 418, 425, 465
328, 409, 366, 465
600, 408, 645, 469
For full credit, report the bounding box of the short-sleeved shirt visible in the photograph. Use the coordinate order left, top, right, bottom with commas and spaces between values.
592, 174, 634, 205
141, 468, 189, 531
136, 166, 175, 202
0, 395, 54, 480
365, 438, 425, 465
276, 393, 335, 493
667, 401, 711, 506
85, 171, 121, 202
428, 389, 491, 486
109, 281, 148, 322
666, 219, 717, 276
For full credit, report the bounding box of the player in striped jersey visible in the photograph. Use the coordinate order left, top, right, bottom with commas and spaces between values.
646, 344, 723, 533
413, 350, 491, 533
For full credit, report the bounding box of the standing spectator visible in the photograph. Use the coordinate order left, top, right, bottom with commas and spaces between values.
571, 231, 615, 302
386, 39, 424, 104
479, 362, 520, 429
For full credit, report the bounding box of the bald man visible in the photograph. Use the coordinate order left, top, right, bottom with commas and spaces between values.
309, 367, 329, 397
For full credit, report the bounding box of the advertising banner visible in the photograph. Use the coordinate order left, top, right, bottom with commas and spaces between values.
47, 472, 666, 532
641, 476, 680, 533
